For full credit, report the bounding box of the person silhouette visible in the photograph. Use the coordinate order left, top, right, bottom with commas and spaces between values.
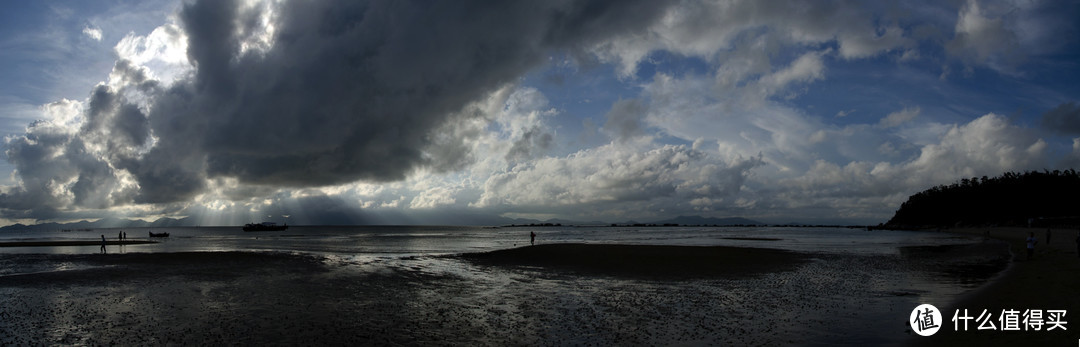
530, 231, 536, 246
1026, 232, 1037, 260
100, 235, 107, 254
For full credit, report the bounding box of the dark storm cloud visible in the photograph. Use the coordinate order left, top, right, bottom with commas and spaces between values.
1, 120, 131, 217
1040, 102, 1080, 135
83, 82, 151, 155
0, 62, 153, 217
0, 0, 677, 216
175, 0, 674, 188
1, 120, 75, 214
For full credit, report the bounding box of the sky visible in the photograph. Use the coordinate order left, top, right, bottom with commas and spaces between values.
1, 0, 1079, 226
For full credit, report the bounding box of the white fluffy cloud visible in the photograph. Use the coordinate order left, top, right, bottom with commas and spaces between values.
474, 141, 764, 219
114, 22, 190, 85
907, 113, 1047, 177
83, 26, 103, 41
774, 113, 1049, 220
879, 107, 920, 128
591, 0, 914, 78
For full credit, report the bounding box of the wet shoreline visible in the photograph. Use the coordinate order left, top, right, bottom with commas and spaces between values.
458, 243, 811, 279
0, 240, 1012, 345
910, 227, 1080, 345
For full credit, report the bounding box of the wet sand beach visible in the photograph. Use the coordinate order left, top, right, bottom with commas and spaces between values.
1, 246, 816, 345
914, 227, 1080, 345
0, 239, 1008, 345
459, 243, 810, 279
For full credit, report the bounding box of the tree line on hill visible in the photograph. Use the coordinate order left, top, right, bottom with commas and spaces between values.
884, 169, 1080, 229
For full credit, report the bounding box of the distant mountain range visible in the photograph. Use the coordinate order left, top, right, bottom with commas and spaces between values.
0, 217, 193, 232
0, 215, 765, 232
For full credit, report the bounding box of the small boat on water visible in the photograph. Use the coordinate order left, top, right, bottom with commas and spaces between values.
243, 222, 288, 232
149, 231, 170, 238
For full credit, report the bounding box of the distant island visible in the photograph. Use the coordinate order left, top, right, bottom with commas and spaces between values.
884, 170, 1080, 229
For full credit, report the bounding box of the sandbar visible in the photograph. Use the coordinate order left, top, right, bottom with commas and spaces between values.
460, 243, 810, 279
0, 240, 157, 247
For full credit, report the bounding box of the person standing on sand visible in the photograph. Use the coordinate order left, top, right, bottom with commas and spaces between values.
1026, 232, 1037, 260
100, 235, 107, 254
530, 231, 536, 246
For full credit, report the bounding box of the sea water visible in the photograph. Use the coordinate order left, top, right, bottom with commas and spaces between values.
0, 225, 990, 255
0, 226, 1009, 344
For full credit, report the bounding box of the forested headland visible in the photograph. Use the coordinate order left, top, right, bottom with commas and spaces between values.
884, 170, 1080, 229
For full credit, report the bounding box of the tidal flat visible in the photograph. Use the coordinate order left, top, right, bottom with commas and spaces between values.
0, 240, 1010, 345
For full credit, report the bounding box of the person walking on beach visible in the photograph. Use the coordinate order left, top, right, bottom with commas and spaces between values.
100, 235, 107, 254
530, 231, 536, 246
1026, 232, 1037, 260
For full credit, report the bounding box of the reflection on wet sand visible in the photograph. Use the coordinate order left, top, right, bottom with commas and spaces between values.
0, 241, 1009, 345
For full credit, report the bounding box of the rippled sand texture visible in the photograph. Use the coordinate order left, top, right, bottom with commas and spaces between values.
0, 243, 1008, 345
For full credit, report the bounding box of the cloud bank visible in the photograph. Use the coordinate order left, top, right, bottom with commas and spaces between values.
1, 0, 1077, 225
2, 0, 673, 219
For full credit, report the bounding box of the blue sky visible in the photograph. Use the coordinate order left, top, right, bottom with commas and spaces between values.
0, 0, 1078, 226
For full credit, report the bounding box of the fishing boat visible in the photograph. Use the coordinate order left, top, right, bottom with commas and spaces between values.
148, 231, 170, 238
243, 222, 288, 232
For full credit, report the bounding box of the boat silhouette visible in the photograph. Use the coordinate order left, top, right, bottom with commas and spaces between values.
243, 222, 288, 232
